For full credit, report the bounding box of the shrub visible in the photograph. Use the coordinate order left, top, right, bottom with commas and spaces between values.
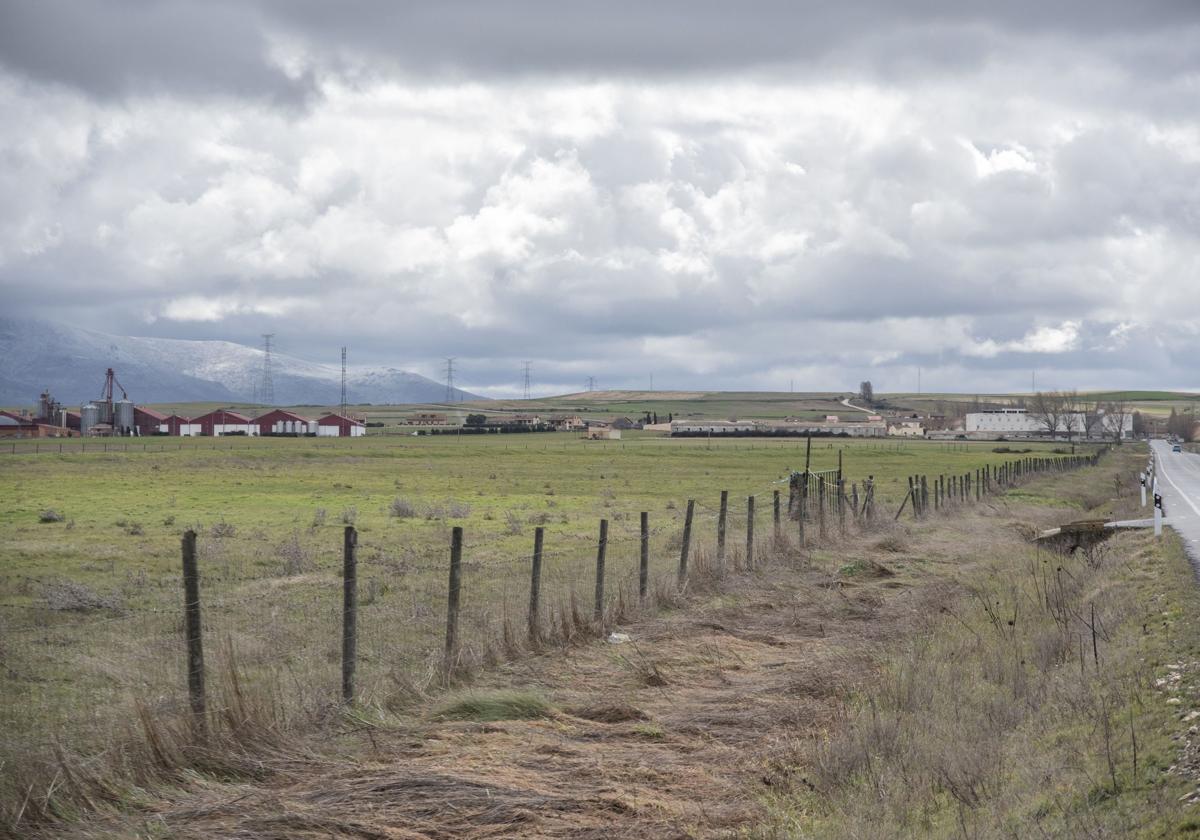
446, 501, 471, 519
210, 520, 236, 538
277, 532, 312, 576
311, 508, 327, 527
389, 498, 416, 518
38, 509, 64, 523
341, 507, 357, 525
124, 522, 144, 536
40, 580, 124, 613
504, 510, 523, 535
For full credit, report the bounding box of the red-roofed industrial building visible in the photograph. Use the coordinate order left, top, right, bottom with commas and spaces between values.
317, 413, 366, 437
254, 409, 316, 435
134, 406, 168, 436
193, 409, 255, 436
161, 414, 200, 436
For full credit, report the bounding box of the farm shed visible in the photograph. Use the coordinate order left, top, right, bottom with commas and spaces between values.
193, 409, 255, 436
134, 406, 168, 436
407, 413, 449, 425
317, 413, 366, 437
254, 409, 316, 435
160, 414, 201, 436
0, 410, 73, 438
585, 425, 621, 440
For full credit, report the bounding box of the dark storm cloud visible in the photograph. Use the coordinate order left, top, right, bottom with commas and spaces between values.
2, 0, 1198, 101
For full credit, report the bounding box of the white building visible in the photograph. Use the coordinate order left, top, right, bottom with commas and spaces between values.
888, 420, 925, 437
670, 420, 760, 434
965, 408, 1132, 439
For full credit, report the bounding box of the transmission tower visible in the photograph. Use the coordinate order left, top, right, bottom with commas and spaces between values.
340, 346, 347, 417
586, 376, 595, 392
261, 334, 275, 405
522, 361, 532, 400
444, 358, 456, 403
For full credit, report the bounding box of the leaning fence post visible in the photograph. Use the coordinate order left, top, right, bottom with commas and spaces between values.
717, 490, 729, 570
746, 495, 756, 568
528, 527, 544, 645
341, 525, 358, 702
639, 512, 649, 601
594, 519, 608, 624
679, 500, 694, 586
443, 526, 463, 677
181, 530, 206, 735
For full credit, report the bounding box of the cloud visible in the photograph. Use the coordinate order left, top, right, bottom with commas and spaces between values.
1, 4, 1199, 394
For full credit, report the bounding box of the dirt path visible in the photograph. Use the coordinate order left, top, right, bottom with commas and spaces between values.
58, 507, 1046, 840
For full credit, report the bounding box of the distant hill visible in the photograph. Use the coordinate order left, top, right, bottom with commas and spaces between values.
0, 318, 482, 407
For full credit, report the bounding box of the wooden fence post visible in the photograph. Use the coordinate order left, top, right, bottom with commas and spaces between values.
717, 490, 728, 570
679, 500, 694, 586
181, 530, 206, 735
773, 489, 781, 544
837, 480, 846, 536
746, 495, 756, 568
341, 526, 358, 703
444, 526, 463, 677
594, 519, 608, 624
528, 527, 544, 645
639, 512, 649, 601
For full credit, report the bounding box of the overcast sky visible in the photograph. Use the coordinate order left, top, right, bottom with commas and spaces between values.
1, 1, 1198, 397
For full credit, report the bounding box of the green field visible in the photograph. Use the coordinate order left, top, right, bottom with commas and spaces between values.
0, 431, 1101, 811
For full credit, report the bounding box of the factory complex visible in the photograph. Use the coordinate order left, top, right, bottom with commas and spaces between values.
2, 368, 365, 438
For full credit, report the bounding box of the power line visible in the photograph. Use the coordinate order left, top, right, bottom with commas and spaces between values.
261, 334, 275, 406
586, 376, 595, 392
444, 358, 456, 403
522, 361, 532, 400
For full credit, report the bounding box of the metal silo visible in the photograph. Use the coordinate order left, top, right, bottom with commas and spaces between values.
115, 399, 134, 434
81, 403, 99, 435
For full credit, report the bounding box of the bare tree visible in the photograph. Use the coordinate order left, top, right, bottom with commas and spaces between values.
1102, 400, 1131, 444
1080, 399, 1105, 440
1030, 391, 1066, 439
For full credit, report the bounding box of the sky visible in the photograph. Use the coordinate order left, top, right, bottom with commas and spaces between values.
1, 1, 1198, 398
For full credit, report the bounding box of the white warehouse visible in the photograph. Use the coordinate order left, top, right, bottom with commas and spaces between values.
965, 408, 1132, 439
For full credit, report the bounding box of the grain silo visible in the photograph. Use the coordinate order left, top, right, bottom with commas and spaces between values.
80, 403, 99, 435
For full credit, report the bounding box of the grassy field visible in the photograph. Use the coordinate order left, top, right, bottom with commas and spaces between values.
0, 432, 1102, 820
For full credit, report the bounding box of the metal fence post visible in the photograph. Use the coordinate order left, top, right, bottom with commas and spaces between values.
717, 490, 728, 570
639, 512, 649, 601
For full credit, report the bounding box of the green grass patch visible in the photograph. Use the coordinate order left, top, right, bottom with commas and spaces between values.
432, 690, 557, 722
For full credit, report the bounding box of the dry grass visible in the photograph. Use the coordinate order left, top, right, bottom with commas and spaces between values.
7, 447, 1148, 839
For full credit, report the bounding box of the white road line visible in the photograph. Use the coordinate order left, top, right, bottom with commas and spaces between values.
1156, 447, 1200, 519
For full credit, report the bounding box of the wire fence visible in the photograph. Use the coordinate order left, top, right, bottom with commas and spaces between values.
0, 447, 1105, 802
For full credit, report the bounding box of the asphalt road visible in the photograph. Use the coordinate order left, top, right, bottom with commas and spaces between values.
1150, 439, 1200, 561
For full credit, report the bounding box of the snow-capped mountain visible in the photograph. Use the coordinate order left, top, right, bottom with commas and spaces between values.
0, 318, 482, 407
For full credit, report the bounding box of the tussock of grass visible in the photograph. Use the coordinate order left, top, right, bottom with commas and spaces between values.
432, 690, 556, 722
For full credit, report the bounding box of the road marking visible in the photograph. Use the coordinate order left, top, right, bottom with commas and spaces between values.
1156, 445, 1200, 519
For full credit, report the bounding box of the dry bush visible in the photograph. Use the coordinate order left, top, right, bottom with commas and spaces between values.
38, 508, 64, 523
40, 580, 124, 613
341, 507, 357, 525
389, 497, 416, 518
277, 531, 313, 576
210, 519, 237, 538
504, 510, 523, 535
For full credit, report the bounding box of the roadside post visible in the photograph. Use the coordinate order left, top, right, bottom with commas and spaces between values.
1154, 493, 1163, 537
1140, 472, 1146, 508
